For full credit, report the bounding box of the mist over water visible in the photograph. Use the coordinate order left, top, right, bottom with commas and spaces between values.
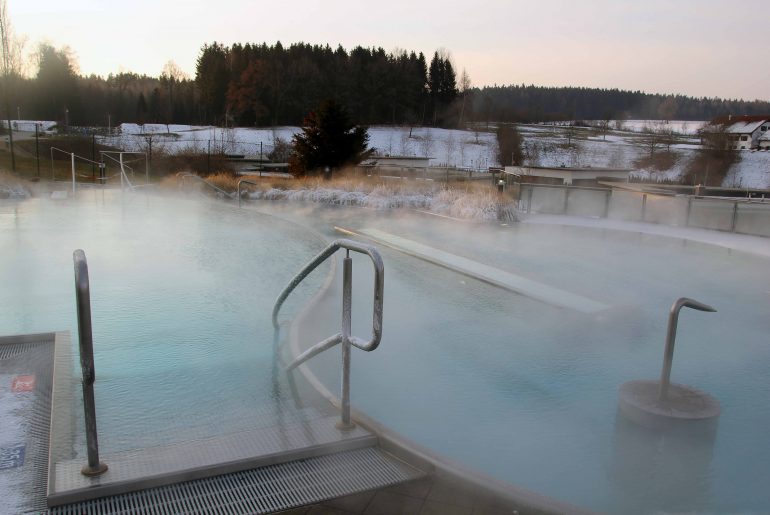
3, 192, 770, 512
271, 202, 770, 513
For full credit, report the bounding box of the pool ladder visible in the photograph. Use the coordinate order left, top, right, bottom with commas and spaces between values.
273, 239, 384, 429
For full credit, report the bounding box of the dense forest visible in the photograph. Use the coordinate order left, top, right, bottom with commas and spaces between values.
4, 41, 770, 129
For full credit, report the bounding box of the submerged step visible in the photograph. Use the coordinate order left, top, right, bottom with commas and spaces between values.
48, 416, 376, 507
342, 227, 609, 314
0, 332, 57, 515
50, 447, 424, 515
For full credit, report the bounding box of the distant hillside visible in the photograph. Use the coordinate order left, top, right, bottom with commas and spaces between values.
470, 85, 770, 124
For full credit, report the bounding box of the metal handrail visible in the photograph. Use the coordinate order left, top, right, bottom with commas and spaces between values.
237, 178, 259, 207
658, 297, 716, 403
177, 172, 234, 199
273, 239, 384, 429
73, 250, 108, 476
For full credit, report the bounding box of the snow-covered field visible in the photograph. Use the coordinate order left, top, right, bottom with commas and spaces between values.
10, 120, 765, 189
621, 120, 705, 135
722, 151, 770, 189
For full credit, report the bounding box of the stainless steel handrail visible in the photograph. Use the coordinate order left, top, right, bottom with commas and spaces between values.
73, 250, 108, 476
273, 239, 384, 429
177, 172, 234, 199
658, 297, 716, 403
237, 178, 259, 207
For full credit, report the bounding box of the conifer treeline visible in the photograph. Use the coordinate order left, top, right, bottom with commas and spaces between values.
472, 85, 770, 124
196, 42, 456, 126
5, 41, 770, 128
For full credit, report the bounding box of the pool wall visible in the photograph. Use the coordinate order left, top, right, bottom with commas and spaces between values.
519, 182, 770, 237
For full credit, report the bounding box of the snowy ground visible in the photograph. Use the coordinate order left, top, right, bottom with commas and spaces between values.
722, 150, 770, 189
11, 120, 767, 189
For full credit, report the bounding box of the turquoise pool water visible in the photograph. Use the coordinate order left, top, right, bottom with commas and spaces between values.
258, 203, 770, 514
0, 191, 327, 455
4, 193, 770, 513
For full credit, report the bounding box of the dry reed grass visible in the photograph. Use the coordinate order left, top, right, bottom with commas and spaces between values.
163, 168, 519, 221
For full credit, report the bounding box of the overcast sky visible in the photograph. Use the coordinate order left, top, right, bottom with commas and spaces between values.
10, 0, 769, 101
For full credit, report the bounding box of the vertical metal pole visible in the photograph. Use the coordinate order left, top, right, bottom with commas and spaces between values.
73, 250, 108, 476
35, 124, 40, 177
338, 252, 354, 430
527, 185, 533, 214
119, 153, 124, 190
207, 140, 211, 175
91, 133, 96, 179
641, 194, 647, 222
563, 187, 570, 215
71, 153, 76, 194
685, 197, 692, 227
145, 152, 149, 184
731, 202, 738, 232
658, 298, 716, 403
658, 307, 679, 403
604, 190, 611, 218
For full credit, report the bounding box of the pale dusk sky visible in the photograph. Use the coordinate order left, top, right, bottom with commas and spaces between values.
9, 0, 769, 101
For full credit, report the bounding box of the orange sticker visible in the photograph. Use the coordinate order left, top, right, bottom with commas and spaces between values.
11, 375, 35, 392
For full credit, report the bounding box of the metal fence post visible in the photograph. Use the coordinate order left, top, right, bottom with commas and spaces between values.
73, 250, 108, 476
563, 187, 571, 215
641, 194, 647, 222
731, 202, 739, 232
527, 185, 533, 214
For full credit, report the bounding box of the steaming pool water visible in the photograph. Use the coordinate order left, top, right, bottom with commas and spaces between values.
2, 191, 770, 514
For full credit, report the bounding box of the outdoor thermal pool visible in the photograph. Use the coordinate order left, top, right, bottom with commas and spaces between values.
0, 190, 331, 463
252, 202, 770, 515
2, 191, 770, 514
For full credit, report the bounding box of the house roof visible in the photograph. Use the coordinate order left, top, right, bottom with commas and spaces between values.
708, 115, 770, 134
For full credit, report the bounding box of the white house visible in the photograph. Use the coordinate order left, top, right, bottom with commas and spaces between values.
707, 115, 770, 150
758, 130, 770, 150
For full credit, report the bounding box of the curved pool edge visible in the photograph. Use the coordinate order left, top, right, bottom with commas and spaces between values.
286, 266, 596, 515
523, 212, 770, 258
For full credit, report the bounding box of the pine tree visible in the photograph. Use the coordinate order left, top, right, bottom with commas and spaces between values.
292, 99, 371, 177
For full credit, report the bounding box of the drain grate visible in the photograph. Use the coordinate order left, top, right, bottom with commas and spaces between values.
49, 447, 423, 514
0, 341, 50, 361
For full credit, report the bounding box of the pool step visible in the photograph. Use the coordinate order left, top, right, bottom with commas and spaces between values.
49, 446, 424, 514
48, 415, 379, 507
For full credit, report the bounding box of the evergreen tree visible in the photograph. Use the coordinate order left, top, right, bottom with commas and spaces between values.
496, 125, 523, 166
292, 98, 371, 176
195, 42, 229, 124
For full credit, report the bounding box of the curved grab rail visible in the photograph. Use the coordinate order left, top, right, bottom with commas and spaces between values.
273, 239, 384, 429
272, 238, 384, 353
658, 297, 716, 403
177, 172, 234, 199
237, 178, 259, 207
